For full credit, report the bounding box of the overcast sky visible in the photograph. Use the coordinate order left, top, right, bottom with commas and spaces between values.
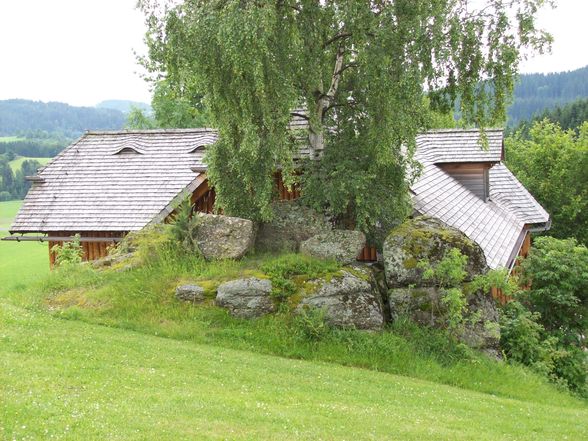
0, 0, 586, 108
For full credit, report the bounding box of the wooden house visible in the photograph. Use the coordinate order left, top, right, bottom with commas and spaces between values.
6, 127, 549, 272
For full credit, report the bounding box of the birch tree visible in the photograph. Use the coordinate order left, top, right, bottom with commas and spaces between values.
139, 0, 552, 239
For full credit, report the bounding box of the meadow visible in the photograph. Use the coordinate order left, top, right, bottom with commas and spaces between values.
8, 155, 51, 172
1, 204, 587, 440
0, 200, 49, 288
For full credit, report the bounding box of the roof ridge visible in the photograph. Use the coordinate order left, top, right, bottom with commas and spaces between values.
86, 128, 218, 135
418, 128, 504, 134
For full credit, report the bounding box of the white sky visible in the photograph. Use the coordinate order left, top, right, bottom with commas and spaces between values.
0, 0, 586, 108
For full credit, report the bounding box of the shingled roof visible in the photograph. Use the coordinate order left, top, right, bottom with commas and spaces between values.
11, 127, 549, 270
412, 129, 549, 269
10, 129, 217, 233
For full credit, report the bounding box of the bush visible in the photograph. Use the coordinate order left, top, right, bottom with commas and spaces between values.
169, 199, 201, 254
518, 236, 588, 344
51, 234, 83, 266
293, 307, 331, 342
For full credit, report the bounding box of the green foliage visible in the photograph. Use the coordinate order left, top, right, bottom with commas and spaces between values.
418, 248, 469, 334
51, 234, 83, 267
140, 0, 550, 227
125, 106, 157, 129
152, 80, 210, 128
505, 120, 588, 244
169, 199, 201, 254
260, 253, 341, 302
518, 236, 588, 345
293, 306, 331, 342
497, 236, 588, 395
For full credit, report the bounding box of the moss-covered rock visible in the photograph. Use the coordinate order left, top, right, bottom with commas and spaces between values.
215, 278, 275, 318
383, 216, 487, 287
195, 213, 255, 260
255, 200, 332, 252
296, 267, 385, 330
300, 230, 366, 264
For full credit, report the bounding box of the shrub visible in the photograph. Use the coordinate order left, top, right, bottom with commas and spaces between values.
169, 199, 202, 255
418, 248, 468, 334
518, 236, 588, 345
293, 307, 331, 342
51, 234, 83, 266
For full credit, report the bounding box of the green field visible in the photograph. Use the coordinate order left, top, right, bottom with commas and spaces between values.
0, 200, 49, 289
0, 201, 586, 439
1, 300, 586, 440
0, 136, 25, 143
8, 155, 52, 172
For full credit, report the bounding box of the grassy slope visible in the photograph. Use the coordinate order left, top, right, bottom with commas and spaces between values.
0, 200, 49, 288
1, 302, 587, 441
0, 136, 24, 143
8, 156, 51, 172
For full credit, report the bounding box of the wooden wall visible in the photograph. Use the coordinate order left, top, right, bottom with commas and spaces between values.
48, 231, 124, 267
490, 230, 532, 305
439, 163, 490, 201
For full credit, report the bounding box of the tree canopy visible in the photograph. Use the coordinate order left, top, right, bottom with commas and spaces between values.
505, 120, 588, 245
139, 0, 551, 238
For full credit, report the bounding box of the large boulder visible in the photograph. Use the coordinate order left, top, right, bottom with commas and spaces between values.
175, 284, 206, 303
300, 230, 366, 264
255, 200, 332, 252
195, 213, 255, 260
388, 286, 500, 352
383, 216, 487, 287
215, 278, 275, 318
297, 268, 385, 330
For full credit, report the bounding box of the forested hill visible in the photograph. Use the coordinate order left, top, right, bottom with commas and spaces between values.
0, 99, 126, 138
508, 65, 588, 125
96, 100, 151, 114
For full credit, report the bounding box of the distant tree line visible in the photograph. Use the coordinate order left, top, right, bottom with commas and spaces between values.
0, 155, 43, 201
0, 139, 65, 158
507, 97, 588, 137
507, 66, 588, 126
0, 99, 126, 139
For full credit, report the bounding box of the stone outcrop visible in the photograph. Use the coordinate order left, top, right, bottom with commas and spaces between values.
255, 200, 332, 252
195, 213, 255, 260
383, 216, 487, 287
297, 268, 385, 330
300, 230, 366, 264
175, 284, 206, 303
388, 286, 500, 352
215, 278, 275, 318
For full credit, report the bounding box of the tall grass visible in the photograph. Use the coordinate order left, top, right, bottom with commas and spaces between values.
6, 245, 584, 409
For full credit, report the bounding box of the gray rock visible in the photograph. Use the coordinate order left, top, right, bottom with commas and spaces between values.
216, 278, 275, 318
388, 287, 444, 326
300, 230, 366, 264
459, 291, 501, 352
297, 269, 384, 330
175, 284, 206, 303
255, 200, 332, 252
388, 286, 500, 351
383, 216, 487, 287
195, 213, 255, 260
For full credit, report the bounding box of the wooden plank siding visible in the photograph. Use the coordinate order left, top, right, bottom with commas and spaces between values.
490, 230, 532, 305
48, 231, 124, 268
438, 163, 491, 201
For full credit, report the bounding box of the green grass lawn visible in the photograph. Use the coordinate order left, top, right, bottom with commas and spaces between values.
1, 301, 586, 440
0, 200, 50, 289
8, 155, 51, 172
0, 136, 24, 143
